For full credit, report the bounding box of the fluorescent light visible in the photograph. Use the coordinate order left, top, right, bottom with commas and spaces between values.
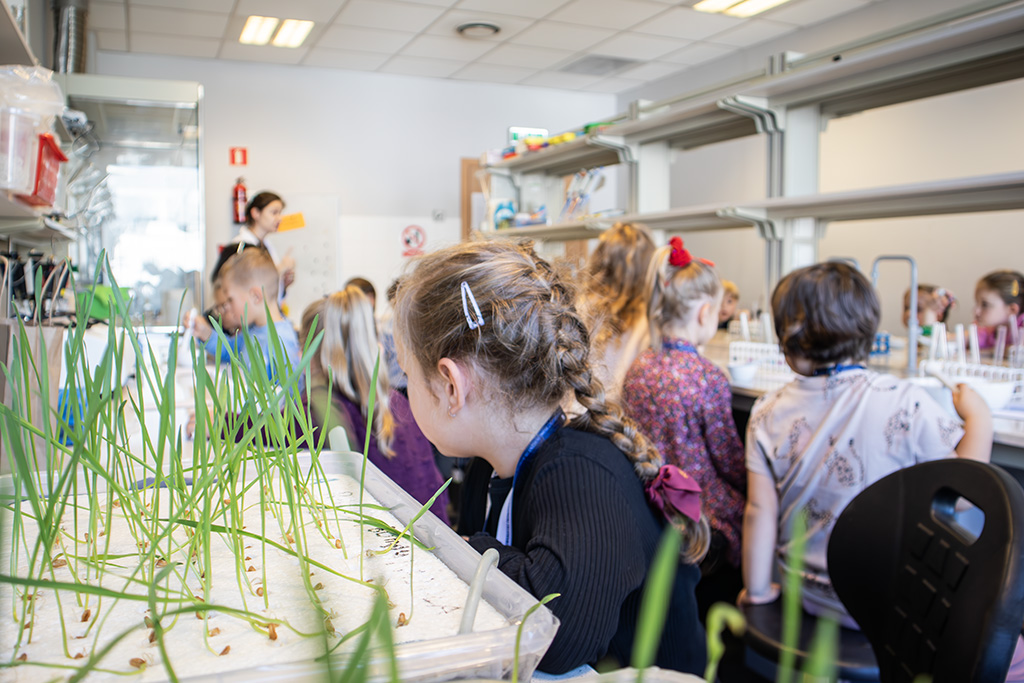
272, 19, 314, 48
240, 15, 279, 45
693, 0, 741, 13
723, 0, 792, 17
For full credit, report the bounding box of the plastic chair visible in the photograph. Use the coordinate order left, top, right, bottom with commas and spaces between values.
828, 459, 1024, 683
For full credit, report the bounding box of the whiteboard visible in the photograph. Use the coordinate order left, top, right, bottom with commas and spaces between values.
263, 193, 340, 326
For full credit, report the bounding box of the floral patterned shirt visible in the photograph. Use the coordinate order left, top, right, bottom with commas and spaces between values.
623, 338, 747, 567
746, 369, 964, 621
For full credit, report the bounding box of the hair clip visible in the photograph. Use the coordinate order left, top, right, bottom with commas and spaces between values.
1013, 280, 1020, 298
461, 281, 485, 330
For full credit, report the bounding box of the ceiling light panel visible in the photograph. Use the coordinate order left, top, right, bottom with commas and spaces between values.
724, 0, 793, 17
240, 15, 279, 45
272, 19, 315, 47
693, 0, 741, 12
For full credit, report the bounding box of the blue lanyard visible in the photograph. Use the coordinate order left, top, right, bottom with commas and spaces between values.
662, 339, 698, 355
812, 363, 865, 377
497, 407, 565, 545
512, 407, 566, 486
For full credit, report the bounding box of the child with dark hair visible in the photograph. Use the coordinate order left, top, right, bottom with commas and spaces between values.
742, 262, 993, 625
974, 269, 1024, 349
623, 237, 745, 607
394, 239, 707, 675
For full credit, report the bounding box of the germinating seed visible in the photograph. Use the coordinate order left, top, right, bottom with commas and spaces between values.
81, 609, 91, 622
219, 646, 230, 656
129, 658, 146, 669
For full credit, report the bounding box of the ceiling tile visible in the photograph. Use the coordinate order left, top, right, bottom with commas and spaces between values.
130, 7, 228, 39
93, 29, 128, 52
581, 76, 646, 93
130, 33, 221, 59
315, 26, 416, 54
766, 0, 871, 27
547, 0, 667, 30
592, 32, 688, 60
400, 34, 498, 60
452, 63, 535, 84
129, 0, 235, 12
302, 47, 391, 70
632, 7, 741, 41
424, 9, 534, 42
89, 2, 127, 31
377, 55, 466, 78
519, 70, 603, 90
218, 41, 311, 64
660, 41, 733, 65
620, 60, 684, 81
478, 43, 573, 69
508, 21, 615, 51
453, 0, 571, 19
336, 0, 447, 32
707, 19, 797, 47
234, 0, 342, 23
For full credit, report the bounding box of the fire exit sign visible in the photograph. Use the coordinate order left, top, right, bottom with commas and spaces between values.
229, 147, 248, 165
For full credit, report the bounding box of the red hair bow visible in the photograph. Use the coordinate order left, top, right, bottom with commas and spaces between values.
668, 236, 715, 269
645, 464, 702, 523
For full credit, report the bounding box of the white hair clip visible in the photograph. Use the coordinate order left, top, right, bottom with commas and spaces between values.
461, 281, 485, 330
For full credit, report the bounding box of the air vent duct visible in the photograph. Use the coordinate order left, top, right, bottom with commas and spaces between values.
558, 55, 640, 77
53, 0, 89, 73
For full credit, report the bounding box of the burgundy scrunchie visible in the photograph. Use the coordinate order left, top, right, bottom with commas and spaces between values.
645, 464, 702, 523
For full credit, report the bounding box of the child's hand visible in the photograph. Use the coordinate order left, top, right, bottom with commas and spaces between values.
951, 383, 991, 422
183, 309, 213, 343
737, 584, 780, 606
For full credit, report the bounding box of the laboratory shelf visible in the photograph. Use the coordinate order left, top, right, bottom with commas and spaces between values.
486, 134, 631, 177
752, 171, 1024, 223
611, 97, 760, 149
478, 219, 603, 242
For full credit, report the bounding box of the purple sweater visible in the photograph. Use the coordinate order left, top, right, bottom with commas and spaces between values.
308, 386, 450, 525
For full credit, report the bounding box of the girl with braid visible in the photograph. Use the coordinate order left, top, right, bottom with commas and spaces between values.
623, 237, 746, 613
393, 239, 708, 676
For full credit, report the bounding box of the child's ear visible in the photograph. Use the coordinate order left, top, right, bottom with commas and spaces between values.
437, 358, 470, 414
697, 301, 713, 326
1010, 302, 1021, 317
248, 286, 264, 305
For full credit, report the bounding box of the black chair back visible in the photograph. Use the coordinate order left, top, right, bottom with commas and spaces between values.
828, 459, 1024, 683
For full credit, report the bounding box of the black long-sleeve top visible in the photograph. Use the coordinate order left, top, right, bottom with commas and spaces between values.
464, 426, 706, 675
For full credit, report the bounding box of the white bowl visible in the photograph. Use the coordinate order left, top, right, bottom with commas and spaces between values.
728, 361, 759, 387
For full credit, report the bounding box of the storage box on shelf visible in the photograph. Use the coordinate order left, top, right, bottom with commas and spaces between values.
478, 1, 1024, 279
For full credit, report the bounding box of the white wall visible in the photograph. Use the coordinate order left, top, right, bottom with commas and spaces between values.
91, 51, 617, 314
660, 78, 1024, 333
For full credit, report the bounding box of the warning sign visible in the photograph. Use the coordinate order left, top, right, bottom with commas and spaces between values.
402, 224, 426, 257
229, 147, 248, 165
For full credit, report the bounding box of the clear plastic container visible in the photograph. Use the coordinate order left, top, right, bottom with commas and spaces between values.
0, 106, 43, 195
0, 451, 559, 683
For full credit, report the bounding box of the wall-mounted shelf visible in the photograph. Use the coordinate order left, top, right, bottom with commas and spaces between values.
477, 220, 604, 243
486, 134, 631, 177
752, 171, 1024, 223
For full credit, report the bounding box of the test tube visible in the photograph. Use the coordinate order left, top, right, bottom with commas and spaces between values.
934, 323, 948, 360
954, 324, 966, 365
968, 324, 980, 365
739, 311, 750, 342
994, 326, 1007, 365
1010, 314, 1021, 346
760, 311, 774, 344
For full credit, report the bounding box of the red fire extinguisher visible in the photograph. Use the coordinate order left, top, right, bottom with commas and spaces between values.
232, 177, 247, 224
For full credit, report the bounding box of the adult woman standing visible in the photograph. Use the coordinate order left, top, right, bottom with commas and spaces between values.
231, 191, 295, 300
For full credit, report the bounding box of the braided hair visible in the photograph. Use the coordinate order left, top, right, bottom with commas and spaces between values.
394, 239, 708, 563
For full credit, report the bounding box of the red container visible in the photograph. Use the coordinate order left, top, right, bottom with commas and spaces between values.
15, 133, 68, 207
